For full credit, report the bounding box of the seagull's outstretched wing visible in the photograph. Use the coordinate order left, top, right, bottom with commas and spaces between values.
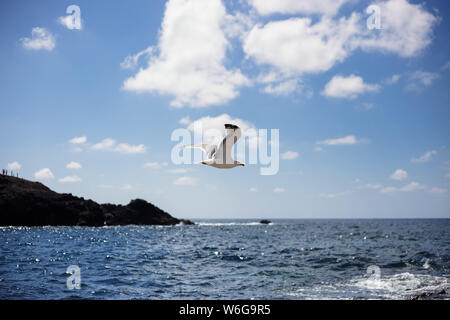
215, 124, 242, 164
183, 144, 217, 159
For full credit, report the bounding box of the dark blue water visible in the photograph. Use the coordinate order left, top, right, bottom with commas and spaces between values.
0, 219, 449, 300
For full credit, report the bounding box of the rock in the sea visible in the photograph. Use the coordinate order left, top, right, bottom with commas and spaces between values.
0, 175, 194, 226
259, 219, 272, 224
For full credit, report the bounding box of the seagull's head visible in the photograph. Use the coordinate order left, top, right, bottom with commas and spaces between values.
234, 161, 245, 167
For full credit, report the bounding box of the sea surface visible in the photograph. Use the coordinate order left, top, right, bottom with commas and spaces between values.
0, 219, 449, 300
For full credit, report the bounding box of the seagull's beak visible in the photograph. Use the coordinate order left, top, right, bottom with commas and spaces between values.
201, 161, 207, 165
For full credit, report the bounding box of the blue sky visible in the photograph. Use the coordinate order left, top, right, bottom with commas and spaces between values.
1, 0, 449, 219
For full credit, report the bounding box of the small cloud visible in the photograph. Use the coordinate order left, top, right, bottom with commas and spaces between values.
120, 46, 153, 70
7, 161, 21, 170
380, 186, 398, 194
21, 27, 55, 51
66, 161, 82, 170
115, 143, 146, 154
381, 182, 425, 194
314, 146, 323, 152
59, 175, 82, 183
390, 169, 408, 181
355, 102, 374, 111
281, 151, 299, 160
91, 138, 146, 154
429, 187, 446, 195
405, 71, 439, 91
274, 187, 285, 193
91, 138, 116, 151
322, 74, 380, 99
384, 74, 401, 85
69, 136, 87, 144
121, 184, 133, 190
249, 187, 258, 192
320, 191, 348, 199
173, 176, 197, 186
400, 182, 426, 192
363, 184, 383, 190
411, 150, 437, 163
442, 61, 450, 71
34, 168, 54, 180
144, 162, 161, 169
179, 116, 191, 125
317, 135, 366, 146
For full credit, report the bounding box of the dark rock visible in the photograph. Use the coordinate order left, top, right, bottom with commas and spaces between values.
0, 175, 194, 227
259, 219, 272, 224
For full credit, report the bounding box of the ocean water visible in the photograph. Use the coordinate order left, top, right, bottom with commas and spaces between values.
0, 219, 449, 300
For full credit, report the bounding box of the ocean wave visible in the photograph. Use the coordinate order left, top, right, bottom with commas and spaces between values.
288, 272, 449, 300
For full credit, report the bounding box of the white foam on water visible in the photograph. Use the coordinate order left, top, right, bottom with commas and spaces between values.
197, 222, 266, 226
287, 272, 449, 300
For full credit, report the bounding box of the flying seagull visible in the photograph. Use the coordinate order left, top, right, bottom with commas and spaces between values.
184, 124, 245, 169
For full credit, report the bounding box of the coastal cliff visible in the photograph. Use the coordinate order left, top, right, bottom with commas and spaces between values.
0, 175, 193, 226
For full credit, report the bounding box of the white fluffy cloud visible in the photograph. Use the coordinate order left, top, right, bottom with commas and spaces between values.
7, 161, 22, 170
356, 0, 438, 58
91, 138, 146, 154
281, 151, 299, 160
323, 74, 380, 99
243, 0, 437, 97
34, 168, 54, 180
317, 135, 365, 146
412, 150, 437, 163
173, 176, 197, 186
390, 169, 408, 181
248, 0, 351, 16
21, 27, 55, 51
249, 187, 258, 192
243, 15, 360, 75
122, 0, 248, 108
69, 136, 87, 144
59, 175, 82, 183
274, 187, 285, 193
66, 161, 82, 169
185, 114, 258, 151
187, 114, 253, 134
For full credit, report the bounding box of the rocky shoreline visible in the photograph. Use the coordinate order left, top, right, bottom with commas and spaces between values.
0, 175, 193, 226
